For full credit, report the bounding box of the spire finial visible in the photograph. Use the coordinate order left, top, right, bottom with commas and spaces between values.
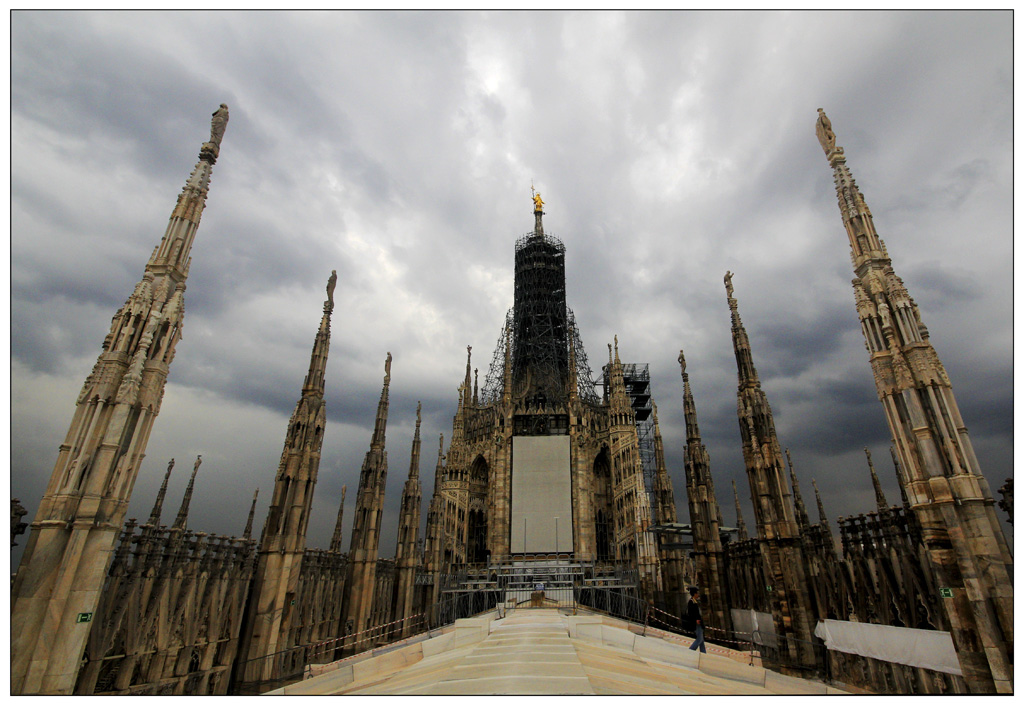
866, 447, 889, 513
786, 448, 811, 530
172, 454, 202, 530
724, 270, 734, 299
812, 477, 830, 526
613, 335, 620, 364
890, 445, 911, 508
816, 108, 837, 155
243, 487, 259, 540
532, 187, 545, 235
678, 349, 686, 376
326, 269, 337, 310
732, 479, 748, 541
148, 458, 175, 526
434, 433, 445, 488
370, 353, 392, 451
330, 485, 347, 552
200, 103, 229, 163
407, 403, 423, 483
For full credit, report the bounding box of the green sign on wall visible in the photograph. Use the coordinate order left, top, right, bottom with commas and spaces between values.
939, 587, 953, 598
76, 612, 93, 623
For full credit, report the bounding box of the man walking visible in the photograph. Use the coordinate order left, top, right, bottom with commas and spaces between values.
687, 586, 706, 653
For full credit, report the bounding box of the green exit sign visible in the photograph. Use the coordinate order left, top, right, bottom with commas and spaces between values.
76, 612, 93, 623
939, 588, 953, 598
766, 585, 773, 592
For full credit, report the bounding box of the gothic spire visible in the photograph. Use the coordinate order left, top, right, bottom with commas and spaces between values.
329, 485, 347, 552
811, 478, 835, 551
148, 458, 175, 526
371, 352, 392, 452
865, 448, 889, 513
732, 480, 748, 541
463, 346, 472, 410
679, 349, 702, 442
237, 269, 334, 682
651, 403, 677, 525
818, 109, 1013, 691
303, 270, 336, 396
11, 105, 230, 695
172, 455, 202, 530
146, 104, 228, 279
243, 488, 259, 540
344, 352, 393, 639
408, 402, 422, 482
811, 478, 830, 527
786, 449, 812, 531
607, 335, 632, 418
890, 446, 911, 508
725, 271, 759, 388
394, 403, 423, 637
727, 272, 801, 540
434, 433, 445, 488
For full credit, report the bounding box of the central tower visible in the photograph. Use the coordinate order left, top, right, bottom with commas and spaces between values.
422, 193, 666, 610
510, 196, 569, 403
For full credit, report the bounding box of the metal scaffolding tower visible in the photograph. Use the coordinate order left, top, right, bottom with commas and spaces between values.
480, 227, 599, 407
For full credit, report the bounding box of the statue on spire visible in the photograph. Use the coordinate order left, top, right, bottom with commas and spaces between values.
816, 108, 836, 154
326, 269, 337, 308
210, 104, 229, 147
724, 270, 734, 299
533, 191, 544, 213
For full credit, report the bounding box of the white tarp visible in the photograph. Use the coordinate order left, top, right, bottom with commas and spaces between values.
814, 619, 962, 676
510, 436, 573, 553
729, 609, 778, 648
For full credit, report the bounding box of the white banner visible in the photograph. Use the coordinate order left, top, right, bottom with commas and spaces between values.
814, 619, 962, 676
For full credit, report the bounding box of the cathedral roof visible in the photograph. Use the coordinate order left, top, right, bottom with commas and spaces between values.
272, 608, 843, 695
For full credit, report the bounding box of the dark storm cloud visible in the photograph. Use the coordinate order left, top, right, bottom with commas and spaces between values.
10, 11, 1012, 567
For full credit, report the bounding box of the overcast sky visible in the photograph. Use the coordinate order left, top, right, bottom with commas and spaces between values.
10, 11, 1013, 571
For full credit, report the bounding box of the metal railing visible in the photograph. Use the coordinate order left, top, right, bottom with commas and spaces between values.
573, 584, 649, 625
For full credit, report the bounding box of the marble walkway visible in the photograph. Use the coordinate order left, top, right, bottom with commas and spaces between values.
268, 608, 847, 695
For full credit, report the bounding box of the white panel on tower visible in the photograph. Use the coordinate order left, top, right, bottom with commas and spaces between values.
510, 435, 573, 553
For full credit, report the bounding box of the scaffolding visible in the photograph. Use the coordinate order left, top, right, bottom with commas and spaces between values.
480, 307, 599, 406
479, 228, 599, 406
511, 230, 568, 403
602, 362, 657, 498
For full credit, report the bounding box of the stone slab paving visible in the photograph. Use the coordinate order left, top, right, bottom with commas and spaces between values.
274, 608, 844, 696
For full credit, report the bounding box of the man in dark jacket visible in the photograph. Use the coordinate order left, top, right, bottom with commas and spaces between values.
687, 586, 706, 653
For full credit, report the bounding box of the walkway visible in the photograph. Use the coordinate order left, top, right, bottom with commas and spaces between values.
268, 608, 847, 695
